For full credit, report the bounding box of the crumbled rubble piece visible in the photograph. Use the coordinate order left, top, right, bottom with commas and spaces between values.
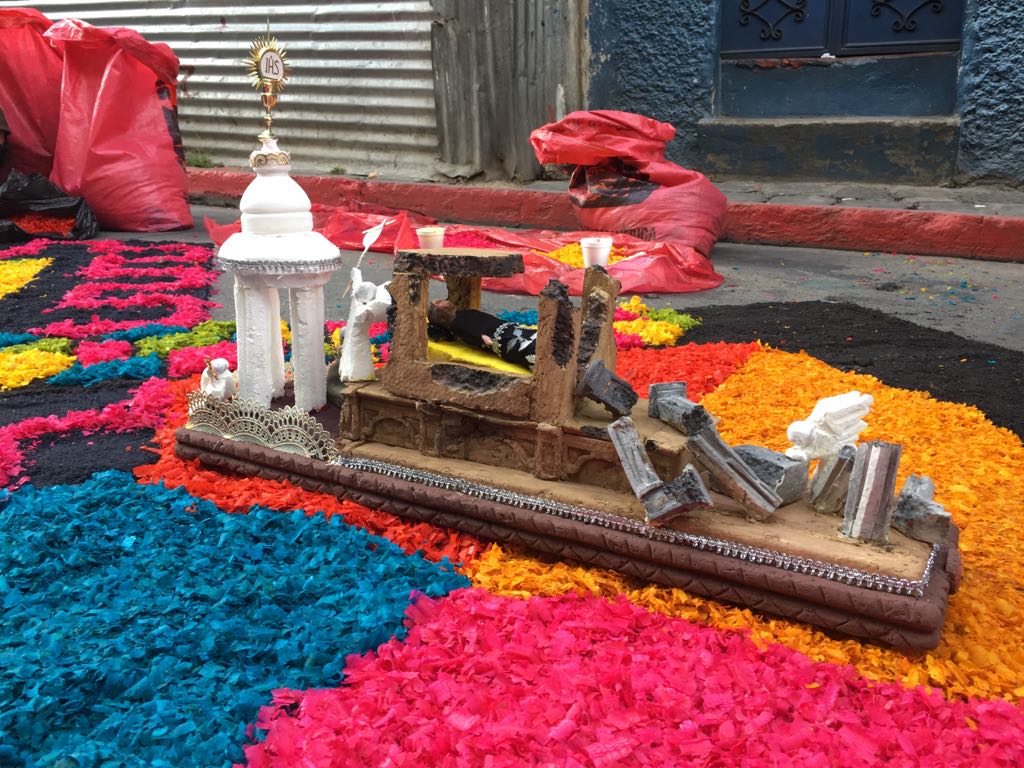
647, 382, 688, 418
576, 360, 639, 418
652, 396, 782, 520
841, 441, 902, 544
891, 474, 953, 545
809, 445, 857, 515
732, 445, 809, 505
787, 390, 873, 461
644, 466, 713, 526
607, 418, 710, 524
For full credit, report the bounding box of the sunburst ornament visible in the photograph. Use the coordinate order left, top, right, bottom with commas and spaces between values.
245, 26, 291, 138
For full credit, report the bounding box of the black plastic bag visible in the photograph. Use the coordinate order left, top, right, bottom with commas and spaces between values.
0, 168, 98, 243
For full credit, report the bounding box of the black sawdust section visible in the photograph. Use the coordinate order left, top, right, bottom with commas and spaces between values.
1, 239, 216, 487
0, 240, 210, 336
681, 301, 1023, 438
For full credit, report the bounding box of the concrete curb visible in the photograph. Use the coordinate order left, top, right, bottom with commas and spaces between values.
189, 169, 1024, 262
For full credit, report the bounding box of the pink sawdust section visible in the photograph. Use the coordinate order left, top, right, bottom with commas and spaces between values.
242, 590, 1024, 768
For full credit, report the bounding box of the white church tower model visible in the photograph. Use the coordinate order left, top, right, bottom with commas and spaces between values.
215, 30, 342, 411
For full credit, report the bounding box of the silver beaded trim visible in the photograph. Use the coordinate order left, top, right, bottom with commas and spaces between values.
335, 455, 936, 597
213, 255, 346, 274
187, 392, 340, 462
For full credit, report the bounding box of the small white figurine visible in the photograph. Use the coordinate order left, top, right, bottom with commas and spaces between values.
786, 390, 874, 461
338, 267, 391, 382
200, 357, 236, 401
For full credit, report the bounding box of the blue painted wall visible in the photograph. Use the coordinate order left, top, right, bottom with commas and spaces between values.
956, 0, 1024, 183
587, 0, 718, 166
587, 0, 1024, 183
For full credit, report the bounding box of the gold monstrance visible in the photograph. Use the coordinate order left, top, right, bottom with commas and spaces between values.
245, 28, 290, 139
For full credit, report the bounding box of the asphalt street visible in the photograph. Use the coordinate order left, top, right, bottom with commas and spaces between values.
102, 204, 1024, 352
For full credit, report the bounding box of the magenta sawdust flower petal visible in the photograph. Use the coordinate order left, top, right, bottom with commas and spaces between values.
241, 590, 1024, 768
167, 341, 238, 378
75, 339, 133, 366
30, 294, 215, 338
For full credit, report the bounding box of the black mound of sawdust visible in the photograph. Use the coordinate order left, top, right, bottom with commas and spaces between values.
682, 301, 1023, 438
24, 428, 158, 488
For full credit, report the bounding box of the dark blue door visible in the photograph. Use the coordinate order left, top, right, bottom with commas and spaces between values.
720, 0, 966, 58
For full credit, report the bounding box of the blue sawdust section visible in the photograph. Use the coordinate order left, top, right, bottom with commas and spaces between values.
47, 354, 163, 387
0, 471, 470, 768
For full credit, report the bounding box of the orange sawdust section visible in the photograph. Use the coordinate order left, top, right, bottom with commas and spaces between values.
468, 347, 1024, 701
133, 377, 486, 567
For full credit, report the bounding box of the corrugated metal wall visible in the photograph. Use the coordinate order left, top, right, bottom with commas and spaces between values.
10, 0, 441, 177
431, 0, 584, 181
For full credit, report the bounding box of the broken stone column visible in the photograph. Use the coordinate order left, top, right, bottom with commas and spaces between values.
809, 445, 857, 515
841, 441, 902, 543
652, 394, 782, 520
576, 266, 621, 381
530, 280, 578, 425
891, 474, 952, 545
576, 360, 638, 418
732, 445, 809, 505
607, 417, 711, 524
648, 382, 688, 418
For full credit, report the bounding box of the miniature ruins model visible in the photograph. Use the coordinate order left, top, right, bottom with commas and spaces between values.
177, 35, 960, 653
178, 244, 962, 653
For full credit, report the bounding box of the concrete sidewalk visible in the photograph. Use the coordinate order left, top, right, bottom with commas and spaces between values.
101, 203, 1024, 353
188, 169, 1024, 263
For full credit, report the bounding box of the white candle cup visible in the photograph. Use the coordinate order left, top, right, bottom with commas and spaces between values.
416, 226, 446, 249
581, 236, 613, 268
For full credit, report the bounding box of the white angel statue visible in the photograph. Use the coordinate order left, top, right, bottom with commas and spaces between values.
338, 267, 391, 382
200, 357, 236, 401
786, 390, 874, 461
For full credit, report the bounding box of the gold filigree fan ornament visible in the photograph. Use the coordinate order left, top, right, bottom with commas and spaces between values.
245, 27, 291, 139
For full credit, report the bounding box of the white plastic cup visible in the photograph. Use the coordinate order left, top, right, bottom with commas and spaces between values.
417, 225, 446, 249
580, 236, 613, 268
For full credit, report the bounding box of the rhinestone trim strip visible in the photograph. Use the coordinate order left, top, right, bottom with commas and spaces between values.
336, 455, 936, 597
213, 255, 345, 274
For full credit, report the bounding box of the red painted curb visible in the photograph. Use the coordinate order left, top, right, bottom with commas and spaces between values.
188, 168, 577, 230
189, 169, 1024, 262
722, 203, 1024, 263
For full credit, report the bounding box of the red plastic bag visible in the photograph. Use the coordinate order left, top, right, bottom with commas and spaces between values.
205, 201, 436, 250
0, 9, 63, 177
45, 19, 191, 232
393, 220, 722, 295
530, 110, 727, 257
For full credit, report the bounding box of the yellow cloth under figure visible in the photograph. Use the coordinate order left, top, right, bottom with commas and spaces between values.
427, 339, 532, 376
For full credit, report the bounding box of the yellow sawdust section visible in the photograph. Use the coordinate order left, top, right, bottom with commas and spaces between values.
0, 348, 76, 390
427, 339, 531, 375
466, 347, 1024, 701
0, 258, 51, 299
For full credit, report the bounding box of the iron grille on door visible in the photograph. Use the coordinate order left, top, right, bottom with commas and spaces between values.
720, 0, 966, 58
